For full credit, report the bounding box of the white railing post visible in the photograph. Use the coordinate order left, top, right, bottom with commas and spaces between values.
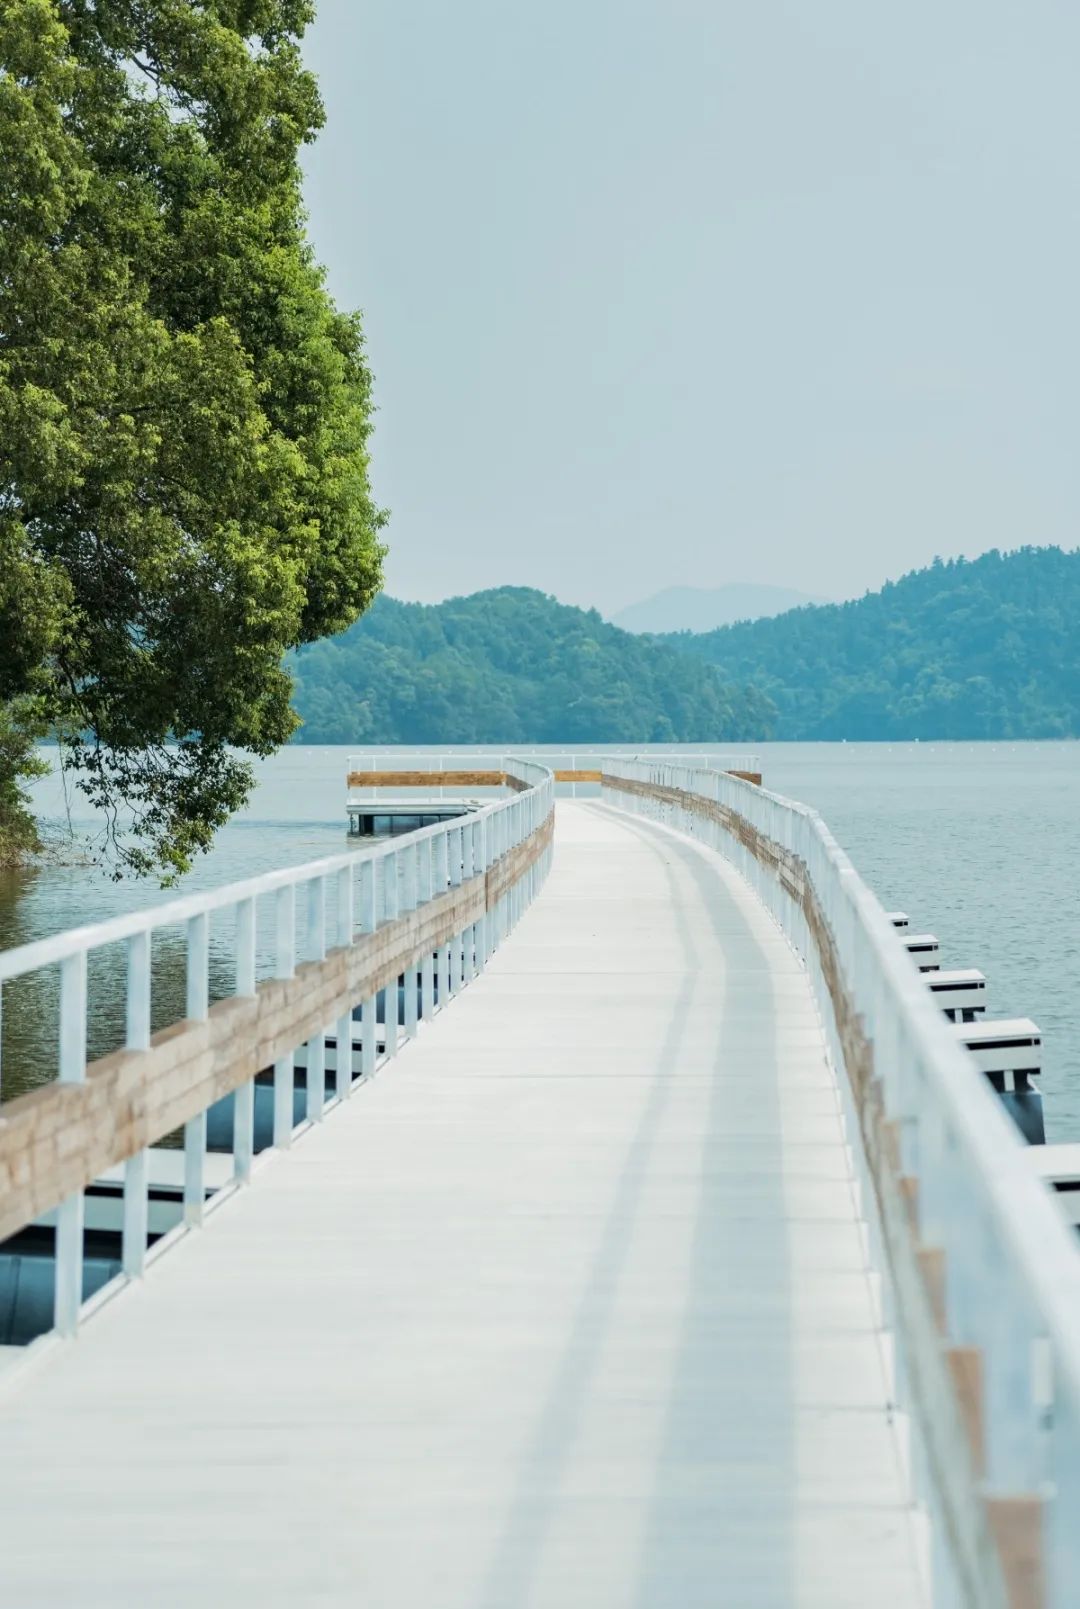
420, 839, 436, 1021
337, 863, 354, 949
435, 831, 451, 1008
305, 1025, 326, 1124
309, 874, 326, 964
54, 950, 87, 1337
512, 801, 524, 927
306, 875, 329, 1123
184, 913, 209, 1226
383, 850, 400, 1060
448, 828, 463, 997
462, 823, 477, 985
336, 865, 355, 1098
403, 843, 419, 1040
490, 809, 503, 952
360, 856, 376, 936
477, 817, 491, 965
359, 855, 378, 1077
233, 896, 257, 1181
122, 929, 152, 1279
273, 885, 296, 1145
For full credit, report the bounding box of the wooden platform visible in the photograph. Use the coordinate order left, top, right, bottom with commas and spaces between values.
346, 767, 763, 789
0, 802, 923, 1607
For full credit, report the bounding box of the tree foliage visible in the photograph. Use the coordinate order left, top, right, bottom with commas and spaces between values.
0, 697, 49, 862
0, 0, 385, 875
661, 548, 1080, 739
291, 588, 775, 744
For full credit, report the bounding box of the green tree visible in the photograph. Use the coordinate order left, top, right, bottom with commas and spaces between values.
0, 0, 385, 876
0, 698, 49, 861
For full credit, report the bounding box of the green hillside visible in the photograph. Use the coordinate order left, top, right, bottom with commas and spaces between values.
661, 548, 1080, 739
290, 588, 773, 744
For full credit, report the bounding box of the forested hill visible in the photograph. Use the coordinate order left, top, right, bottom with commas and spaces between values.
660, 548, 1080, 740
290, 588, 774, 744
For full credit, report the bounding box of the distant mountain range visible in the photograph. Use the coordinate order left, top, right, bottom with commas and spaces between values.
290, 588, 773, 744
290, 547, 1080, 744
612, 583, 825, 634
662, 546, 1080, 739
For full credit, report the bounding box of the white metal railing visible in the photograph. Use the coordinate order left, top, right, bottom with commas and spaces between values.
601, 756, 1080, 1609
0, 759, 554, 1343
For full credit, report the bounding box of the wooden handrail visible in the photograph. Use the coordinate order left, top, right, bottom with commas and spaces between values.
347, 767, 760, 789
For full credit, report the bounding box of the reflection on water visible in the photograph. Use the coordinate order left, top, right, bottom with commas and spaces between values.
2, 741, 1078, 1140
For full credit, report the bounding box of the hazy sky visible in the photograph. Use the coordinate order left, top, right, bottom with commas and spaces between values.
301, 2, 1079, 616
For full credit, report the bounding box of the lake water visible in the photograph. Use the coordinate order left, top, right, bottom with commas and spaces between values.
3, 742, 1078, 1136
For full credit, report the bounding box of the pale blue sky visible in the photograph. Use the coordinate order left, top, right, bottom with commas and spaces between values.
302, 1, 1079, 615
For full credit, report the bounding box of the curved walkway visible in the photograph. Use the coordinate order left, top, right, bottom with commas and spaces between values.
0, 801, 924, 1607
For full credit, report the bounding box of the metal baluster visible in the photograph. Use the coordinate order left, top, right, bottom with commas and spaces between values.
506, 806, 518, 930
403, 843, 419, 1040
420, 840, 435, 1020
273, 886, 296, 1146
481, 817, 494, 963
360, 997, 378, 1078
495, 806, 508, 949
448, 829, 463, 998
306, 1027, 326, 1123
338, 864, 354, 949
54, 950, 87, 1337
472, 820, 485, 980
434, 831, 451, 1010
384, 850, 399, 1059
184, 913, 209, 1226
337, 866, 355, 1098
475, 818, 488, 976
233, 897, 257, 1182
307, 876, 329, 1121
464, 823, 478, 984
122, 929, 151, 1278
359, 854, 377, 1077
360, 856, 376, 935
309, 874, 327, 963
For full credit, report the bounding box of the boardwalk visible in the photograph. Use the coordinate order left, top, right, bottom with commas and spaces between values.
0, 801, 924, 1607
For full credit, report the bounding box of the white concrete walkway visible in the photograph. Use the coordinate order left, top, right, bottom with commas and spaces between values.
0, 802, 925, 1607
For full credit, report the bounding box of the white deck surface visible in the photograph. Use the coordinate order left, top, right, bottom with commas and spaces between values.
0, 802, 924, 1607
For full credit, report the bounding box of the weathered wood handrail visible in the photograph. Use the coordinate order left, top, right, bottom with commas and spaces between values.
346, 767, 761, 789
347, 769, 526, 789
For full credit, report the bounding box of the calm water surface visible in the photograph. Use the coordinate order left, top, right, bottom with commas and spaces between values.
3, 742, 1078, 1135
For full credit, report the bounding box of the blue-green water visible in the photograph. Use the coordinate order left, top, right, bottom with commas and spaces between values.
3, 742, 1078, 1135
